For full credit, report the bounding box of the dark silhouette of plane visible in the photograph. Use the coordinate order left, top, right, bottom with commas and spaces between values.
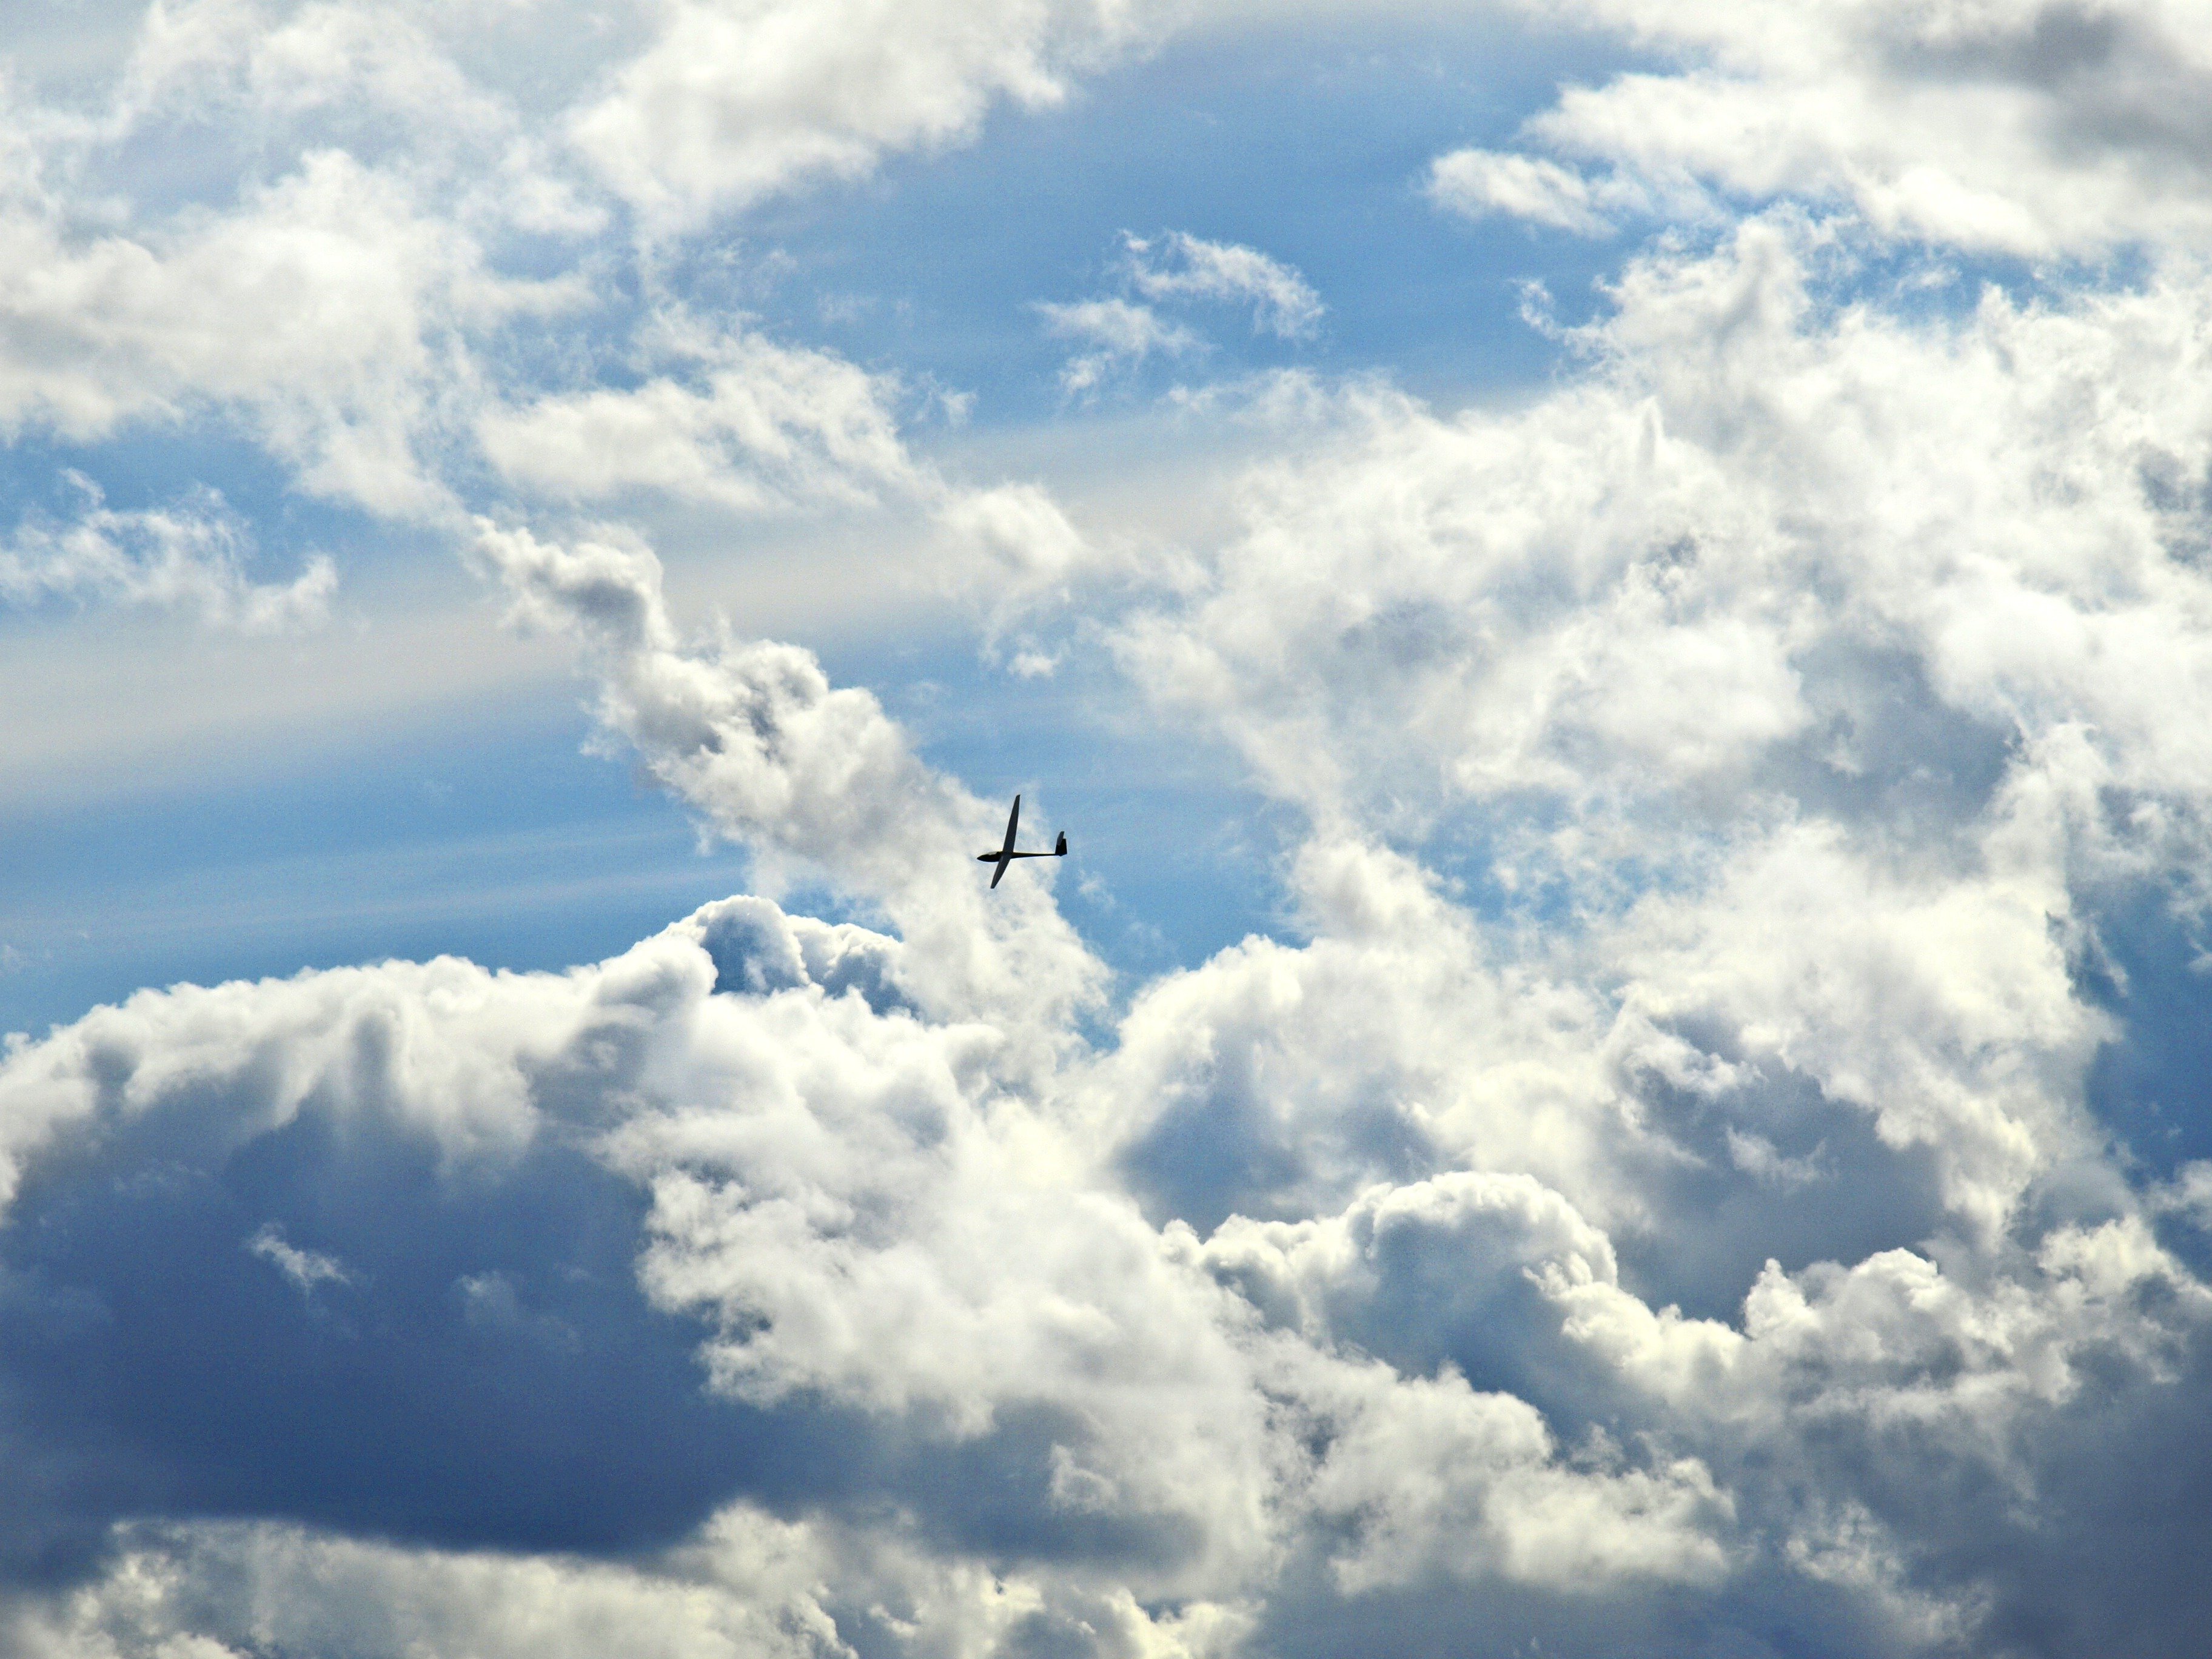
976, 794, 1067, 888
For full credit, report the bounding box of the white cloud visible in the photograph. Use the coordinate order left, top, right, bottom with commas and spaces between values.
0, 1510, 854, 1659
13, 3, 2212, 1652
0, 481, 334, 631
568, 0, 1170, 235
1426, 147, 1658, 236
470, 520, 1105, 1051
4, 861, 2194, 1647
1086, 219, 2212, 1258
0, 1504, 1265, 1659
1724, 1127, 1823, 1188
0, 146, 576, 516
1295, 1360, 1731, 1594
247, 1222, 350, 1292
1113, 215, 2212, 865
1037, 232, 1322, 394
1037, 296, 1202, 392
1127, 232, 1324, 340
477, 313, 922, 510
0, 886, 1753, 1628
0, 0, 1116, 540
1456, 0, 2212, 255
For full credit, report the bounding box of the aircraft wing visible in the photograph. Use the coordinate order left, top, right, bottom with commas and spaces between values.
990, 795, 1020, 888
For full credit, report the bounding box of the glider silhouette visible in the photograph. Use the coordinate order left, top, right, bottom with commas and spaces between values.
976, 794, 1067, 888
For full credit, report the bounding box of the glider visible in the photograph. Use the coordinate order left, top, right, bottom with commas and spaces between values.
976, 794, 1068, 888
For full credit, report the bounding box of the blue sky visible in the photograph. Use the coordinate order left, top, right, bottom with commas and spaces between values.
0, 7, 1635, 1036
7, 3, 2212, 1655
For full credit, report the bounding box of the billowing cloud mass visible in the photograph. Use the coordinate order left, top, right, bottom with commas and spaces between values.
1455, 0, 2212, 253
10, 2, 2212, 1657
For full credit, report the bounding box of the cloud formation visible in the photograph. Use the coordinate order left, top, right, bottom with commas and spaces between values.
0, 481, 334, 631
569, 0, 1170, 234
10, 2, 2212, 1656
1037, 295, 1203, 392
1127, 232, 1325, 340
1039, 231, 1322, 393
1450, 0, 2212, 254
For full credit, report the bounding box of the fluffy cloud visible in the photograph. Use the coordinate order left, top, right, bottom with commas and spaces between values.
1062, 201, 2212, 1643
568, 0, 1168, 234
1458, 0, 2212, 255
0, 879, 1768, 1643
1115, 215, 2212, 873
1039, 232, 1322, 393
16, 2, 2212, 1655
0, 1506, 1259, 1659
0, 0, 1118, 537
0, 145, 567, 515
1427, 147, 1619, 235
471, 520, 1104, 1054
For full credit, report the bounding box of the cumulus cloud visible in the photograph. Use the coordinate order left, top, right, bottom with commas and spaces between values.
0, 884, 1761, 1640
1455, 0, 2212, 255
0, 1507, 1253, 1659
470, 520, 1103, 1049
16, 2, 2212, 1655
0, 142, 573, 516
0, 0, 1118, 539
1098, 220, 2212, 1270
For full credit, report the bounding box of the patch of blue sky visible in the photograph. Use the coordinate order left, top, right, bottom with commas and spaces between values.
0, 584, 1289, 1042
857, 629, 1299, 990
2082, 884, 2212, 1182
0, 692, 740, 1041
0, 0, 146, 100
709, 10, 1658, 427
1775, 221, 2165, 333
0, 8, 1684, 1041
0, 422, 392, 565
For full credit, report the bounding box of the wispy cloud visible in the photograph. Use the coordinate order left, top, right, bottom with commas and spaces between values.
1036, 230, 1322, 392
1, 480, 334, 632
247, 1224, 352, 1294
1126, 230, 1324, 339
1035, 295, 1202, 392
